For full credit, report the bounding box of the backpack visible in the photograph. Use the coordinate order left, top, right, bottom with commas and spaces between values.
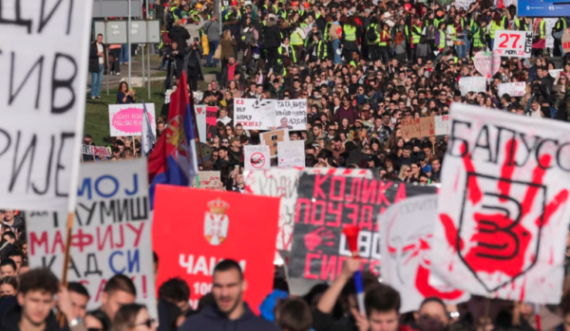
166, 10, 175, 30
366, 25, 377, 42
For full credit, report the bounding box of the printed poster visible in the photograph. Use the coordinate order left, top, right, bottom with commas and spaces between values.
278, 141, 305, 168
459, 77, 487, 96
152, 186, 279, 313
109, 103, 157, 137
430, 103, 570, 304
244, 145, 271, 171
234, 98, 307, 130
27, 159, 156, 317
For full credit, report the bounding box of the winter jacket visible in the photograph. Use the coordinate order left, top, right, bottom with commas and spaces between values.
222, 62, 244, 87
0, 303, 68, 331
184, 46, 204, 79
89, 41, 106, 73
168, 25, 191, 49
179, 303, 280, 331
263, 21, 282, 48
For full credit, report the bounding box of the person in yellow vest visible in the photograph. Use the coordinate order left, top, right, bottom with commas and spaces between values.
342, 17, 359, 65
487, 12, 503, 51
553, 17, 567, 56
289, 22, 306, 64
532, 18, 546, 57
471, 20, 486, 56
378, 23, 392, 64
411, 16, 422, 61
453, 14, 467, 59
366, 17, 381, 61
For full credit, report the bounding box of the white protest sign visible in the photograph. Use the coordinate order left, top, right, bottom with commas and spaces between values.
234, 98, 275, 130
278, 141, 305, 168
545, 18, 557, 49
195, 105, 207, 143
244, 168, 374, 253
275, 99, 308, 130
27, 159, 157, 317
192, 171, 223, 190
454, 0, 475, 9
458, 77, 487, 96
474, 51, 501, 79
498, 82, 527, 97
435, 115, 450, 136
234, 98, 308, 130
549, 69, 563, 79
380, 194, 470, 313
244, 145, 271, 171
430, 103, 570, 304
109, 103, 157, 137
81, 145, 112, 158
0, 0, 92, 211
493, 30, 533, 58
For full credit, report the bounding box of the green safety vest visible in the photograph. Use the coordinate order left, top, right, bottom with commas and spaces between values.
557, 18, 567, 32
489, 20, 501, 39
437, 29, 445, 49
278, 45, 297, 63
344, 25, 356, 41
317, 40, 327, 59
404, 25, 410, 41
412, 25, 421, 44
515, 18, 529, 31
291, 30, 304, 45
472, 26, 484, 48
539, 20, 546, 39
366, 23, 379, 44
434, 17, 443, 29
170, 6, 180, 22
325, 22, 332, 41
449, 25, 456, 41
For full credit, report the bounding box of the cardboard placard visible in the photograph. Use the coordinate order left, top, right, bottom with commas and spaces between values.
260, 129, 290, 157
192, 171, 223, 190
401, 117, 435, 139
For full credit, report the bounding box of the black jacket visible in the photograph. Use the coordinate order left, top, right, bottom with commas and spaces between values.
179, 303, 279, 331
263, 22, 281, 49
0, 302, 67, 331
168, 25, 191, 49
89, 42, 106, 73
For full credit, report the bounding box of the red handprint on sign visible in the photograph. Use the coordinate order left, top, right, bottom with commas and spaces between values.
304, 227, 335, 251
441, 139, 569, 292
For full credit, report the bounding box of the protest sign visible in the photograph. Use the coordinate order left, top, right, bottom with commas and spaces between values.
0, 0, 92, 211
206, 106, 218, 139
549, 69, 563, 79
498, 82, 527, 97
288, 175, 434, 281
27, 159, 156, 317
401, 118, 435, 140
380, 194, 470, 313
435, 115, 450, 136
260, 129, 290, 157
81, 145, 112, 158
430, 103, 570, 304
274, 99, 308, 130
563, 33, 570, 54
109, 103, 157, 137
492, 30, 533, 58
234, 98, 307, 130
474, 51, 501, 79
459, 77, 487, 96
244, 145, 271, 171
278, 141, 305, 168
545, 18, 557, 48
195, 105, 207, 143
192, 171, 223, 190
244, 168, 374, 253
234, 98, 275, 130
153, 186, 279, 313
454, 0, 475, 9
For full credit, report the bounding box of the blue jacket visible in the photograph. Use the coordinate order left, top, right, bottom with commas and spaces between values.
179, 303, 280, 331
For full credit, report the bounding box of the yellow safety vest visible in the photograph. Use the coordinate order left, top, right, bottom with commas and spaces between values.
290, 30, 303, 45
489, 20, 501, 39
344, 25, 357, 41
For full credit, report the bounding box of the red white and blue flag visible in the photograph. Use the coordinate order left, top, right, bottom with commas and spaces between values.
148, 72, 198, 209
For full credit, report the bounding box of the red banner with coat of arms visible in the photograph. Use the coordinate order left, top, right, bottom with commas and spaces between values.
152, 184, 280, 314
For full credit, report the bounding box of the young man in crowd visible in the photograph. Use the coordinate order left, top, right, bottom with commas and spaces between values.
68, 282, 90, 320
179, 260, 280, 331
87, 274, 137, 329
0, 260, 17, 279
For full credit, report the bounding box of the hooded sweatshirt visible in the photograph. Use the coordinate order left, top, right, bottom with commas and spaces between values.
178, 303, 279, 331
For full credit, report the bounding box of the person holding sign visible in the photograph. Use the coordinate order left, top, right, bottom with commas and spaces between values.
117, 82, 136, 105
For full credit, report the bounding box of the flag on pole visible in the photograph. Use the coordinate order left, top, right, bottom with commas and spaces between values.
148, 72, 199, 209
142, 100, 155, 156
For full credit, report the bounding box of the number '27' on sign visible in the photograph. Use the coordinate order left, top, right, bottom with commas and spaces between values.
493, 30, 533, 58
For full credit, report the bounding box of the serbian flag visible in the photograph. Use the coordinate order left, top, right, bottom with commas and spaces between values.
148, 72, 198, 209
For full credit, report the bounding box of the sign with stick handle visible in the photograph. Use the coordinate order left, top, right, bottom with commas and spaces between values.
343, 226, 366, 316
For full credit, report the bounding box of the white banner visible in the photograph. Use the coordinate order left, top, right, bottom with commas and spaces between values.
234, 98, 307, 130
81, 145, 112, 158
435, 115, 450, 136
498, 82, 527, 97
458, 77, 487, 96
109, 103, 157, 137
195, 105, 207, 143
244, 145, 271, 171
454, 0, 475, 9
493, 30, 533, 58
27, 159, 157, 317
430, 103, 570, 304
0, 0, 93, 211
380, 194, 470, 313
278, 141, 305, 168
244, 168, 374, 252
545, 18, 557, 49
